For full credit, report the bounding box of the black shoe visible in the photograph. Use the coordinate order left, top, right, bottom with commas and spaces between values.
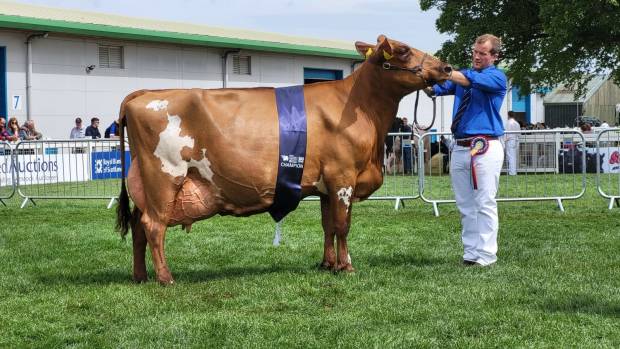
462, 260, 478, 266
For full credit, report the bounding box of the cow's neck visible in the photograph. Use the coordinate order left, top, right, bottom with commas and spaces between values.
344, 63, 418, 137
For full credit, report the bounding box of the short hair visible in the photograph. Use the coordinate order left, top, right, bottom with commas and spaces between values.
475, 34, 501, 55
75, 117, 82, 123
91, 117, 99, 123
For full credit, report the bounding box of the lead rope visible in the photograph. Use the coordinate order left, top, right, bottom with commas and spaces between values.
413, 90, 436, 131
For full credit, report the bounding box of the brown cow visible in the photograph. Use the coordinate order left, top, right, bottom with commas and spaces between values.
116, 35, 452, 284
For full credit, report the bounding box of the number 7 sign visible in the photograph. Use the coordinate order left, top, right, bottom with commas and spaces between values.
12, 95, 22, 110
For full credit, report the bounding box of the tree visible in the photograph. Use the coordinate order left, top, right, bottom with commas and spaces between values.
420, 0, 620, 96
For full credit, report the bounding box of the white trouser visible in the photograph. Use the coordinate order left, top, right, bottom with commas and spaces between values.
450, 139, 504, 266
505, 139, 518, 175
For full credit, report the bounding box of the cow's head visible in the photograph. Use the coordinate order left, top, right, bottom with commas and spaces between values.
355, 35, 452, 90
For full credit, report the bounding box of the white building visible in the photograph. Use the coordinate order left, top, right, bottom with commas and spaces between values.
0, 1, 528, 139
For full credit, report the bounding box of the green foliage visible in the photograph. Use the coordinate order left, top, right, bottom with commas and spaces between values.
420, 0, 620, 96
0, 175, 619, 347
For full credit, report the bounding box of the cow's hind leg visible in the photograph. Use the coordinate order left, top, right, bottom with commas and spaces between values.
141, 212, 174, 285
319, 195, 336, 270
130, 207, 148, 283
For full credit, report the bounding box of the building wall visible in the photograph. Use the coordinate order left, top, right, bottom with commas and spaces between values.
583, 79, 620, 125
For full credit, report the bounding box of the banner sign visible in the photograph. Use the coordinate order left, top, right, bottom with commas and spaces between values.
91, 150, 131, 180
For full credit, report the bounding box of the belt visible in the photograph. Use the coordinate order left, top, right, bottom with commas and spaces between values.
456, 136, 498, 147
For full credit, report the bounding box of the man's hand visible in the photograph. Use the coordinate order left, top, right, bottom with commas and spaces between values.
423, 87, 435, 98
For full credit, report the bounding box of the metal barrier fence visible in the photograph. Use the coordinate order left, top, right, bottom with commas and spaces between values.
418, 130, 587, 216
14, 139, 125, 208
596, 128, 620, 209
0, 141, 16, 205
1, 131, 616, 212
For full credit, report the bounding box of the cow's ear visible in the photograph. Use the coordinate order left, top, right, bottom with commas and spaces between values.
355, 41, 375, 59
376, 35, 394, 62
392, 43, 412, 63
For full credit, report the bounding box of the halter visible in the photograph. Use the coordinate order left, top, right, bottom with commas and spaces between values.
381, 53, 436, 131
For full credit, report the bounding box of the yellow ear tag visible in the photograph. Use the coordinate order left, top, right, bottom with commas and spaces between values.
383, 50, 393, 60
365, 48, 374, 58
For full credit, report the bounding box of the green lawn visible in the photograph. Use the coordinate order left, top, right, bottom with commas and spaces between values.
0, 177, 619, 348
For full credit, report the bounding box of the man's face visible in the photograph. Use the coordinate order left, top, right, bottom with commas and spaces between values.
403, 118, 408, 125
0, 118, 5, 128
92, 120, 99, 128
472, 40, 497, 70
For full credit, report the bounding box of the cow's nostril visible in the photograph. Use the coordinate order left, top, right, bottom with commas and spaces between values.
443, 65, 453, 74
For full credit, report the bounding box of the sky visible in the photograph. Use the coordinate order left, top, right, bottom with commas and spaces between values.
8, 0, 451, 53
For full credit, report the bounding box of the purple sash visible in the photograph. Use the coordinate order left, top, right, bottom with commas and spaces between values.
268, 85, 307, 222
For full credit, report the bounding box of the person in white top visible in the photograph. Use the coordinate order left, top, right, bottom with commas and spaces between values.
69, 117, 85, 139
505, 112, 521, 175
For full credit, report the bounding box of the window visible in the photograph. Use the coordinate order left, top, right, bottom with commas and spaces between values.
98, 45, 124, 69
232, 54, 251, 75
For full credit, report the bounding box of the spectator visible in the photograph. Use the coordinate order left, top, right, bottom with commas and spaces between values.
19, 120, 43, 140
400, 117, 414, 174
70, 117, 86, 139
85, 117, 101, 139
6, 117, 21, 141
0, 118, 11, 141
580, 123, 592, 133
600, 121, 610, 128
505, 112, 520, 175
104, 119, 120, 138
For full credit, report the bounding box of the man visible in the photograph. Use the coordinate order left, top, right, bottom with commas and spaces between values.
400, 117, 414, 174
70, 117, 85, 139
505, 112, 521, 175
19, 120, 43, 140
85, 117, 101, 139
0, 117, 10, 141
104, 119, 120, 138
426, 34, 507, 266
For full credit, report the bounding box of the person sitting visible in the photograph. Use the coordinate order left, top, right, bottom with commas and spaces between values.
70, 117, 86, 139
104, 119, 120, 138
0, 118, 11, 141
6, 117, 21, 141
19, 120, 43, 140
85, 117, 101, 139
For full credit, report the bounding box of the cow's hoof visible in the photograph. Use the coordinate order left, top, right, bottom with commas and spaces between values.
335, 264, 355, 273
157, 278, 175, 286
317, 261, 336, 271
132, 274, 148, 283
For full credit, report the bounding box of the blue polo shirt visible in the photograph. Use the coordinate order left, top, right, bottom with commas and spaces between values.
432, 65, 507, 139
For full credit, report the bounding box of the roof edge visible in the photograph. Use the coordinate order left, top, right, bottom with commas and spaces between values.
0, 13, 361, 59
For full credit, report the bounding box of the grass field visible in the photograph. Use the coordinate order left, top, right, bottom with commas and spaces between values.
0, 175, 619, 348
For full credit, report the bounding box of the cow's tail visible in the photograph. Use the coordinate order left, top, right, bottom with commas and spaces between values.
116, 90, 147, 239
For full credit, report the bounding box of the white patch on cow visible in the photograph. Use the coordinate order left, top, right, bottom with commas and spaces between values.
346, 253, 351, 264
154, 114, 194, 177
313, 176, 328, 194
337, 186, 353, 212
188, 148, 214, 182
146, 99, 169, 111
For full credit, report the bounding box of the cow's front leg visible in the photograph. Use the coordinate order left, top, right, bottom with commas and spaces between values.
141, 212, 174, 285
130, 207, 148, 283
331, 185, 354, 272
319, 194, 336, 270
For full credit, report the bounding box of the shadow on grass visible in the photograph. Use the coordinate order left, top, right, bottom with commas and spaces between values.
35, 264, 315, 285
543, 294, 620, 318
365, 252, 447, 267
